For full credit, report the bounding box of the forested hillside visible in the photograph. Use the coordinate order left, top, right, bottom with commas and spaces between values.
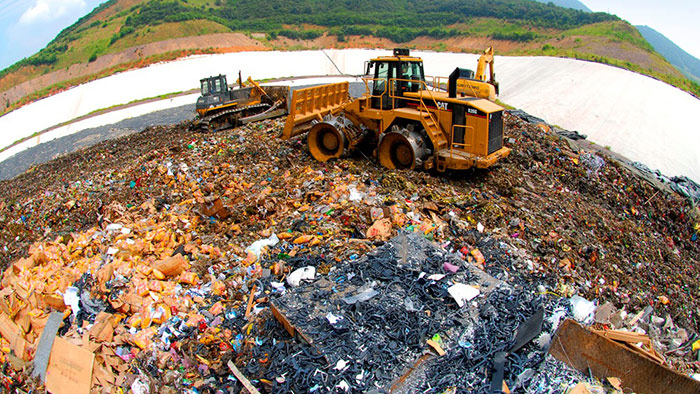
532, 0, 591, 12
1, 0, 697, 115
637, 25, 700, 84
45, 0, 617, 54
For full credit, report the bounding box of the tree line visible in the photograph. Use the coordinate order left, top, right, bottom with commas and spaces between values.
4, 0, 618, 75
125, 0, 616, 35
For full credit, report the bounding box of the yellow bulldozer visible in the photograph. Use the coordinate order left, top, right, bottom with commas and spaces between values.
282, 48, 510, 172
193, 73, 289, 132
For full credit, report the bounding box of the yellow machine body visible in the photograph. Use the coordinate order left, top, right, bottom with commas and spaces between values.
281, 49, 510, 172
453, 46, 499, 101
454, 79, 497, 102
194, 74, 288, 131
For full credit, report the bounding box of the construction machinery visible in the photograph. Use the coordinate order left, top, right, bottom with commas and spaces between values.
281, 48, 510, 172
193, 73, 289, 131
452, 46, 500, 101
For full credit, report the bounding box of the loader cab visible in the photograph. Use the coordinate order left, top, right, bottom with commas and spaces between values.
367, 49, 425, 110
196, 75, 229, 113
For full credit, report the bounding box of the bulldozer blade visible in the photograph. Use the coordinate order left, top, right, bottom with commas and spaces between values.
549, 319, 700, 394
240, 108, 287, 125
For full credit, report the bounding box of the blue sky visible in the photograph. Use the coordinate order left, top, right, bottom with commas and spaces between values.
0, 0, 699, 71
584, 0, 700, 59
0, 0, 105, 70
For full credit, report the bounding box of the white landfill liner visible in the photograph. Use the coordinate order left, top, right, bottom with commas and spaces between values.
1, 49, 699, 182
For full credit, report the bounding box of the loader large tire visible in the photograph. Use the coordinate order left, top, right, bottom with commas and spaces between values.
308, 122, 346, 162
377, 129, 428, 170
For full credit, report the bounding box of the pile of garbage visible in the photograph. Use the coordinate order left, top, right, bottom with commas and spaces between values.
0, 110, 698, 392
266, 232, 580, 392
630, 162, 700, 205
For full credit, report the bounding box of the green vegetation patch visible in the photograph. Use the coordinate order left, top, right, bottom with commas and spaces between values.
1, 0, 618, 79
3, 0, 699, 107
565, 21, 654, 52
94, 0, 618, 45
213, 0, 615, 30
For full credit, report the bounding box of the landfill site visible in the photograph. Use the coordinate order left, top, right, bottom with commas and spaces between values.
0, 50, 700, 394
3, 49, 700, 183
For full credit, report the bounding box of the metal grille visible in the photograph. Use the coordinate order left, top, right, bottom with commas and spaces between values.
488, 110, 503, 154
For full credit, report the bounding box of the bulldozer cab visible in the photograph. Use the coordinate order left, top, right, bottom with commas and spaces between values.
197, 74, 233, 114
367, 49, 425, 110
201, 75, 227, 97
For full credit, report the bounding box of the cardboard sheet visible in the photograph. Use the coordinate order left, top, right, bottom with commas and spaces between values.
45, 337, 94, 394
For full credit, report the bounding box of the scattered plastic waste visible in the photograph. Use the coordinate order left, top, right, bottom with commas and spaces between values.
62, 286, 80, 319
341, 287, 379, 304
245, 233, 280, 259
131, 378, 149, 394
448, 283, 480, 307
286, 266, 316, 287
581, 152, 605, 175
570, 295, 596, 323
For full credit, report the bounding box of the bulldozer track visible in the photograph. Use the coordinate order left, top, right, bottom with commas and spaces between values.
197, 102, 271, 132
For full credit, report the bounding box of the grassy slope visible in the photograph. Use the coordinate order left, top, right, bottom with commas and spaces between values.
636, 25, 700, 84
1, 0, 697, 115
511, 21, 698, 95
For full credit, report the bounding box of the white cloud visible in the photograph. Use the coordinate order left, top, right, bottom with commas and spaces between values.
19, 0, 87, 25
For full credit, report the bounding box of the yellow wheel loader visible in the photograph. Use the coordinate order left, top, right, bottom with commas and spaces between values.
281, 48, 510, 172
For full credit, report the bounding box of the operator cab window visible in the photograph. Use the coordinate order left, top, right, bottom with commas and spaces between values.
399, 61, 424, 93
213, 78, 223, 93
201, 80, 209, 95
372, 61, 393, 109
374, 62, 389, 95
401, 62, 424, 81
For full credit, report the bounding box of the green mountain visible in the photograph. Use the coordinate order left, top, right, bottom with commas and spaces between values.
1, 0, 697, 115
636, 25, 700, 84
532, 0, 591, 12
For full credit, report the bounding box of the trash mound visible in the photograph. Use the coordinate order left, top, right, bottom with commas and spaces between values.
268, 233, 579, 392
507, 109, 587, 141
0, 199, 244, 391
0, 111, 698, 391
631, 162, 700, 206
